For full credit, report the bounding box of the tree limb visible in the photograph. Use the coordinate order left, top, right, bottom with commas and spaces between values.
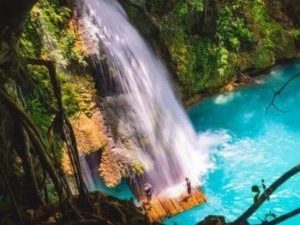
22, 127, 45, 206
231, 164, 300, 225
0, 164, 25, 225
24, 58, 92, 208
265, 73, 300, 113
256, 207, 300, 225
0, 88, 68, 202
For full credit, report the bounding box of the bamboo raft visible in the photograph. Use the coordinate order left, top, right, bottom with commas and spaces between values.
141, 186, 207, 222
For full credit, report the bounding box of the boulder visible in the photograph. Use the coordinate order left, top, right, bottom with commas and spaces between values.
62, 109, 108, 175
197, 215, 226, 225
70, 111, 107, 155
99, 147, 138, 187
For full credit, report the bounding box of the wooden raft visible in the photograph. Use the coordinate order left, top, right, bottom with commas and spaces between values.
141, 187, 206, 222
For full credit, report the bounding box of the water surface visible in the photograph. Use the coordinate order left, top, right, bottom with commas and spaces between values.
166, 59, 300, 225
92, 60, 300, 225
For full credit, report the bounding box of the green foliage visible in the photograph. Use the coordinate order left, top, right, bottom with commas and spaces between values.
20, 0, 86, 68
133, 163, 145, 175
59, 30, 86, 67
24, 66, 81, 162
145, 0, 203, 16
58, 72, 81, 116
20, 0, 86, 159
252, 47, 275, 69
145, 0, 167, 14
216, 47, 234, 78
25, 66, 80, 123
25, 66, 53, 139
187, 0, 204, 11
46, 182, 60, 204
173, 2, 189, 22
294, 28, 300, 46
20, 13, 43, 58
216, 5, 253, 52
295, 29, 300, 41
135, 0, 298, 99
146, 0, 247, 98
26, 96, 52, 136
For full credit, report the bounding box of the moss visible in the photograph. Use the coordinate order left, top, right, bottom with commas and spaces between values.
20, 0, 87, 68
134, 0, 252, 98
293, 28, 300, 47
252, 48, 275, 70
19, 0, 90, 160
132, 163, 145, 175
271, 30, 296, 59
236, 52, 252, 70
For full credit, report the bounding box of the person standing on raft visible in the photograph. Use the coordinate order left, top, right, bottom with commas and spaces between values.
185, 177, 192, 196
144, 183, 153, 203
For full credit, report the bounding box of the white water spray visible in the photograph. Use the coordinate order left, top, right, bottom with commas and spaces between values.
78, 0, 210, 193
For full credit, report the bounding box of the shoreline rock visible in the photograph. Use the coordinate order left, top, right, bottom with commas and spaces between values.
184, 56, 300, 108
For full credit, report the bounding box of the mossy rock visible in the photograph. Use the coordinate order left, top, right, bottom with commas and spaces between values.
294, 29, 300, 48
236, 52, 252, 71
271, 30, 296, 59
252, 47, 275, 70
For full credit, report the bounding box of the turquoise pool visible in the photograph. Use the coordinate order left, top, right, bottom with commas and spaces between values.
166, 59, 300, 225
94, 59, 300, 225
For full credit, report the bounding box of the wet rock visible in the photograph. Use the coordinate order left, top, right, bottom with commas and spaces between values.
197, 215, 226, 225
62, 109, 108, 175
280, 0, 300, 26
271, 29, 296, 59
25, 209, 35, 221
71, 111, 107, 155
99, 147, 138, 187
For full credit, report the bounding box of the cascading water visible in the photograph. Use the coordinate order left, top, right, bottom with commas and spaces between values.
77, 0, 210, 195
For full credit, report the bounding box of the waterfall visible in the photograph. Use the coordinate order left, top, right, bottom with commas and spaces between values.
77, 0, 210, 195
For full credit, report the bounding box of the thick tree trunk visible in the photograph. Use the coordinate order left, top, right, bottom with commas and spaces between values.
0, 89, 69, 202
14, 125, 45, 207
25, 58, 92, 208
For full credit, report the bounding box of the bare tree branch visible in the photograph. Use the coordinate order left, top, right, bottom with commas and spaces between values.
265, 73, 300, 113
230, 164, 300, 225
254, 207, 300, 225
0, 88, 69, 212
24, 58, 92, 208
